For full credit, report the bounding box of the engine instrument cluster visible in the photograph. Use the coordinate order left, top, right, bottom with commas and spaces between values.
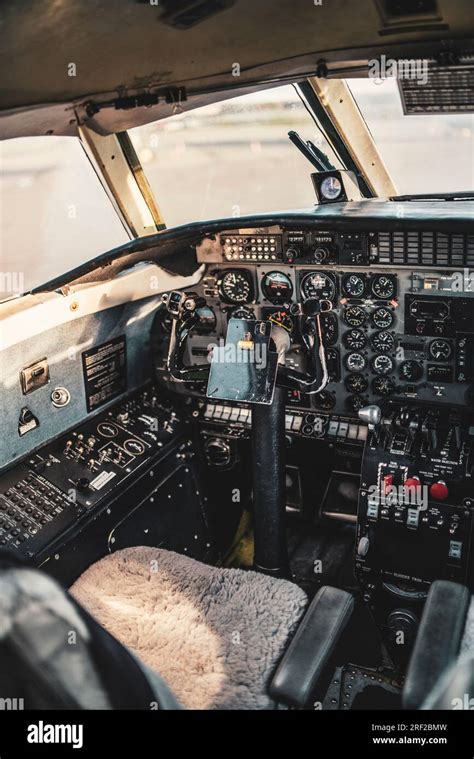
152, 225, 474, 423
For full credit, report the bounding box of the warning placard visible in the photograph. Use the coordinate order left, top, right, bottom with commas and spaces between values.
82, 336, 127, 412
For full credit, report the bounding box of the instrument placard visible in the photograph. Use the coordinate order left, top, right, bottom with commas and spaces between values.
82, 336, 127, 412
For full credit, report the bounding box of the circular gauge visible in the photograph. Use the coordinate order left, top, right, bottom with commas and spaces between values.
194, 306, 216, 334
429, 339, 452, 361
371, 274, 396, 300
347, 394, 368, 413
314, 391, 336, 410
343, 329, 367, 351
345, 352, 367, 372
301, 271, 336, 301
342, 273, 365, 298
97, 422, 118, 438
219, 270, 252, 304
372, 376, 396, 396
321, 312, 338, 346
372, 306, 395, 329
262, 271, 293, 304
265, 309, 294, 334
229, 306, 255, 321
320, 175, 343, 201
344, 305, 367, 327
345, 373, 368, 394
370, 330, 395, 353
123, 439, 146, 456
399, 360, 423, 382
371, 354, 394, 376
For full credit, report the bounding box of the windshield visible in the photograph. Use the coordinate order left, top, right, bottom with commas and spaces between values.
130, 77, 474, 226
0, 136, 129, 300
346, 78, 474, 195
128, 84, 342, 228
2, 80, 472, 302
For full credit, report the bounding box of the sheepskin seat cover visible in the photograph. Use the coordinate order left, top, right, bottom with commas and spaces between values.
70, 546, 308, 709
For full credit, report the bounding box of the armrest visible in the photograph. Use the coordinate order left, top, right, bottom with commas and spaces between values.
422, 653, 474, 710
269, 585, 354, 708
403, 580, 471, 710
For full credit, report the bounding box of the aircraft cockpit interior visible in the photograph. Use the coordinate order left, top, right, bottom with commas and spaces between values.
1, 0, 474, 741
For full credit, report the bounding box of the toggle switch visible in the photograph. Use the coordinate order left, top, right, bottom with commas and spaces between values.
18, 407, 39, 437
383, 474, 394, 494
357, 536, 370, 557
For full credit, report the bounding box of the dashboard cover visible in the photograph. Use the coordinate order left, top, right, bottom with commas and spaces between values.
29, 200, 474, 295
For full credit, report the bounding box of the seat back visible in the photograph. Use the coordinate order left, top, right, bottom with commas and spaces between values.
422, 653, 474, 710
0, 556, 181, 710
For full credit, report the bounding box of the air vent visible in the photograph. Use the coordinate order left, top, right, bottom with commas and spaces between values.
376, 0, 446, 34
376, 0, 441, 24
399, 64, 474, 114
156, 0, 236, 29
383, 0, 438, 15
376, 231, 474, 267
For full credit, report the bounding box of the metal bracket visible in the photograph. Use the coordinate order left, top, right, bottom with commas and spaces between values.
84, 86, 187, 118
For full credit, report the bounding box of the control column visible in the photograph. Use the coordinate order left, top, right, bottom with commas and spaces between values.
252, 386, 289, 578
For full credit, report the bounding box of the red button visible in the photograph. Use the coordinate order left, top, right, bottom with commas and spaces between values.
383, 474, 394, 494
404, 477, 421, 490
430, 481, 449, 501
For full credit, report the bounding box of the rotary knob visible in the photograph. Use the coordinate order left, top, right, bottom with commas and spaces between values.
312, 246, 329, 263
75, 477, 91, 493
285, 247, 300, 262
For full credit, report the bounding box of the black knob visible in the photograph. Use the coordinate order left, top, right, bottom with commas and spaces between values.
285, 247, 300, 262
312, 246, 329, 263
76, 477, 90, 493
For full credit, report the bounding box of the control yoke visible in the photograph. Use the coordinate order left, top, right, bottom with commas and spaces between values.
162, 291, 210, 383
162, 291, 330, 396
279, 298, 329, 395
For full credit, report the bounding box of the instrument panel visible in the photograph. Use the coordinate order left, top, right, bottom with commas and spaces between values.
153, 224, 474, 420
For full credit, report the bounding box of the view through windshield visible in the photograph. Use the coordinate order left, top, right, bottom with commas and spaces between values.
0, 137, 129, 300
347, 77, 474, 195
1, 79, 472, 300
129, 78, 473, 226
128, 84, 340, 227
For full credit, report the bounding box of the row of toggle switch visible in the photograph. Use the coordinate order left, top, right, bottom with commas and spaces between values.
202, 404, 368, 442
